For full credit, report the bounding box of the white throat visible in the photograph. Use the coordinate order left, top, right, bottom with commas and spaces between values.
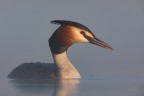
52, 51, 81, 79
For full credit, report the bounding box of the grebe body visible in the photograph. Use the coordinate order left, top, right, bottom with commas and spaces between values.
8, 20, 113, 79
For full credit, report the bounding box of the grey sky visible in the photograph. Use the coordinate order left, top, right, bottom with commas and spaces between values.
0, 0, 144, 78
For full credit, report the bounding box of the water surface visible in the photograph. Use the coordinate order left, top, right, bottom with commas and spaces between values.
1, 77, 144, 96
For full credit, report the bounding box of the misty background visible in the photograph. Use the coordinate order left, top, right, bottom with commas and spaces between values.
0, 0, 144, 79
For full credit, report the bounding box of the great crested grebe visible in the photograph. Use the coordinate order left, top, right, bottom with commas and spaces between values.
8, 20, 113, 79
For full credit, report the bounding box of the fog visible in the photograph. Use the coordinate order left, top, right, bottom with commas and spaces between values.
0, 0, 144, 79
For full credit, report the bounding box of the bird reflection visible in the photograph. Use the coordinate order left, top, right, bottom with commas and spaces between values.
54, 79, 79, 96
9, 79, 80, 96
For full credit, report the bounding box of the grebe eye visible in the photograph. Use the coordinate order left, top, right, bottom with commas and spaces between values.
80, 31, 85, 35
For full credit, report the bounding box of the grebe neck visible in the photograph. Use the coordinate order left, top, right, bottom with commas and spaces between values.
52, 52, 81, 79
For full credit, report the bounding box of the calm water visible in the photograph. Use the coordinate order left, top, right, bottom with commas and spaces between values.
1, 77, 144, 96
0, 0, 144, 96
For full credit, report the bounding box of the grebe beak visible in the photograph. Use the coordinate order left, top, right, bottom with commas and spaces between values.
81, 31, 113, 50
88, 37, 113, 50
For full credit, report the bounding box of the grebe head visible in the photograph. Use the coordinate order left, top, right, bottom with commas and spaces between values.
49, 20, 113, 54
